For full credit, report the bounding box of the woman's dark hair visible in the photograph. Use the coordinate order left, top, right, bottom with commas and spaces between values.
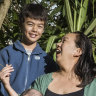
19, 3, 48, 26
73, 31, 96, 87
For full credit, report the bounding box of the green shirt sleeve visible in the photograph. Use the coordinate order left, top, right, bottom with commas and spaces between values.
31, 73, 53, 95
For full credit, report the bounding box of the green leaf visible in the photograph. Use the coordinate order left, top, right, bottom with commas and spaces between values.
25, 0, 31, 4
13, 12, 18, 20
46, 35, 57, 53
64, 0, 74, 32
62, 5, 65, 17
73, 0, 78, 31
53, 52, 56, 61
50, 6, 62, 17
77, 0, 89, 31
93, 45, 96, 63
92, 0, 95, 17
84, 18, 96, 35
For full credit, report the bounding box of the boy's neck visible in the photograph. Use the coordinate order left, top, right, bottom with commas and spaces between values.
21, 41, 37, 51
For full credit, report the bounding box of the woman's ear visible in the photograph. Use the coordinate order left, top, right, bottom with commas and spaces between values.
73, 48, 82, 57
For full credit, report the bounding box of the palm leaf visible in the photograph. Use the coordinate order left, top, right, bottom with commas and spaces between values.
73, 0, 78, 31
77, 0, 89, 31
64, 0, 74, 32
84, 18, 96, 35
46, 35, 57, 53
93, 45, 96, 63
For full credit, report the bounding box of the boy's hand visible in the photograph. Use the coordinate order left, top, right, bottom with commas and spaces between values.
0, 64, 14, 86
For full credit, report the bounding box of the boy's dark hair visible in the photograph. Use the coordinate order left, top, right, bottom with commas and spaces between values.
19, 3, 48, 26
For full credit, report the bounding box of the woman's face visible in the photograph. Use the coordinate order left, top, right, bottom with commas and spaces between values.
56, 33, 78, 63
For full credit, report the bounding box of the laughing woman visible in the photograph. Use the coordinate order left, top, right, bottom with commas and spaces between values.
1, 31, 96, 96
32, 32, 96, 96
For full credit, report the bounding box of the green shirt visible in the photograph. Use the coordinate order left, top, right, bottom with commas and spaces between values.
32, 73, 96, 96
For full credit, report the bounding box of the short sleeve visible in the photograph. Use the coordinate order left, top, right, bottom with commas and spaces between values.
31, 73, 53, 95
31, 77, 44, 95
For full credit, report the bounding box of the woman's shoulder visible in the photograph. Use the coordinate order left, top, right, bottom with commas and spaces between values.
85, 77, 96, 90
84, 78, 96, 96
32, 73, 53, 89
36, 73, 53, 81
32, 73, 53, 95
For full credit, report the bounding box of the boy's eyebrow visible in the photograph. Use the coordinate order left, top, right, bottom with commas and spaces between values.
26, 21, 44, 25
26, 21, 33, 23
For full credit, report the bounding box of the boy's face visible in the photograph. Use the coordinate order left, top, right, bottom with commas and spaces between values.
22, 17, 44, 44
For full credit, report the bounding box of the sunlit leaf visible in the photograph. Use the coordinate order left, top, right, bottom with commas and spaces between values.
77, 0, 89, 31
84, 18, 96, 35
46, 35, 57, 53
64, 0, 74, 32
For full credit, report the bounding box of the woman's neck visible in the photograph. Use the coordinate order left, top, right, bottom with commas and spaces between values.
59, 70, 77, 80
58, 59, 79, 81
58, 57, 79, 72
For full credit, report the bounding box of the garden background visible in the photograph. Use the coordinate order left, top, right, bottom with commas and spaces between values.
0, 0, 96, 62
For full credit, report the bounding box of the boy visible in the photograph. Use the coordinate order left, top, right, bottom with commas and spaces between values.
0, 3, 57, 96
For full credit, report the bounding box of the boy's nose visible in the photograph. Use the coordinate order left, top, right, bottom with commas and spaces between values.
32, 25, 38, 32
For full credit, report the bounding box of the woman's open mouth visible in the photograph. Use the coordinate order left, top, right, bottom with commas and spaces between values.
56, 49, 61, 54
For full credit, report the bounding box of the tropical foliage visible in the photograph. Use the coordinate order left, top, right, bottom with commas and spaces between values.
0, 0, 96, 61
45, 0, 96, 61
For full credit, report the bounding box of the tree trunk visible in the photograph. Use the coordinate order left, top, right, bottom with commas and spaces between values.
0, 0, 12, 29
